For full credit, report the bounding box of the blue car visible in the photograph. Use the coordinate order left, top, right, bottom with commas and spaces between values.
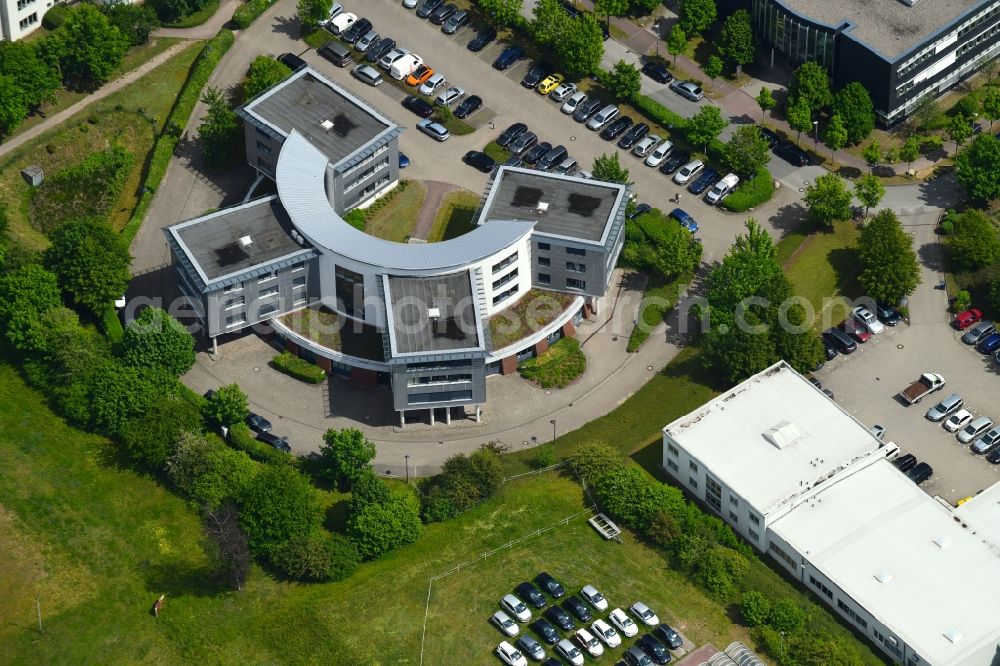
977, 332, 1000, 354
492, 45, 525, 70
687, 168, 719, 195
669, 207, 698, 233
398, 152, 410, 168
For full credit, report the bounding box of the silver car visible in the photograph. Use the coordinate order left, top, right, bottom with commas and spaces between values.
416, 118, 450, 141
355, 29, 379, 53
972, 427, 1000, 454
670, 79, 703, 101
351, 64, 382, 86
925, 393, 963, 422
958, 416, 994, 444
962, 320, 995, 345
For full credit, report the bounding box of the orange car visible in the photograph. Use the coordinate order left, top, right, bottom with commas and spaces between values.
406, 64, 434, 86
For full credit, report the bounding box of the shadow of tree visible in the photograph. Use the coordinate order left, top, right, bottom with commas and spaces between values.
271, 15, 302, 39
918, 169, 962, 209
828, 247, 863, 299
769, 201, 808, 234
917, 242, 947, 272
325, 498, 350, 533
836, 165, 863, 179
141, 555, 229, 598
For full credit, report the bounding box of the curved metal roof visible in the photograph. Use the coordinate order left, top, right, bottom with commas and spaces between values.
275, 131, 534, 272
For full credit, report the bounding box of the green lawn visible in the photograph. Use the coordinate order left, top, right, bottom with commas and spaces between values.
782, 219, 863, 330
363, 180, 426, 242
483, 140, 511, 164
425, 190, 479, 242
164, 0, 220, 28
518, 337, 586, 388
303, 28, 331, 49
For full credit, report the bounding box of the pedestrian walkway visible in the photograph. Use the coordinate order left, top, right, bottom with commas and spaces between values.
410, 180, 459, 241
155, 0, 242, 39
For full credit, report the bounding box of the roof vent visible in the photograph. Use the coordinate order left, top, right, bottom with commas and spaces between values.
427, 307, 440, 320
321, 119, 334, 131
933, 535, 952, 549
239, 235, 253, 248
944, 628, 963, 644
874, 569, 893, 584
535, 202, 549, 215
763, 421, 801, 449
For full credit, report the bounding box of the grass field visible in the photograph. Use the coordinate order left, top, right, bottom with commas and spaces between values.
363, 180, 426, 242
782, 219, 863, 330
425, 190, 479, 242
164, 0, 220, 28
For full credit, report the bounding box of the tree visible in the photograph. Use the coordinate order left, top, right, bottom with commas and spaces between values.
199, 87, 242, 170
773, 303, 825, 374
622, 209, 703, 278
0, 41, 60, 113
687, 105, 727, 152
853, 173, 885, 217
204, 383, 249, 427
948, 114, 973, 156
718, 9, 755, 75
789, 61, 831, 113
755, 86, 775, 122
297, 0, 328, 29
823, 113, 848, 151
830, 82, 874, 145
862, 139, 881, 171
678, 0, 716, 36
982, 88, 1000, 130
244, 56, 291, 101
592, 152, 630, 184
555, 14, 605, 78
956, 133, 1000, 201
88, 361, 176, 438
990, 278, 1000, 316
273, 530, 359, 582
477, 0, 523, 28
667, 25, 687, 67
900, 135, 921, 173
568, 442, 621, 485
803, 173, 852, 227
122, 307, 196, 376
203, 503, 251, 590
169, 431, 258, 507
858, 209, 921, 304
100, 3, 160, 46
768, 598, 806, 633
725, 125, 770, 178
594, 0, 630, 17
704, 55, 723, 81
47, 5, 130, 91
0, 75, 27, 138
786, 95, 812, 145
320, 428, 377, 490
0, 265, 62, 351
946, 209, 1000, 271
121, 396, 203, 469
630, 0, 660, 13
419, 447, 504, 521
348, 469, 393, 514
741, 591, 771, 627
43, 217, 131, 316
911, 96, 942, 131
347, 490, 423, 560
530, 0, 569, 49
594, 466, 686, 532
239, 464, 322, 561
606, 60, 641, 101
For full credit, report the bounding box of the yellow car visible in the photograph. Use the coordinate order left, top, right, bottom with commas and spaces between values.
537, 73, 564, 95
957, 496, 974, 506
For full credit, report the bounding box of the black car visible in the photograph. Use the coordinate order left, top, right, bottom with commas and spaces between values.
415, 0, 443, 19
823, 337, 838, 360
642, 62, 672, 84
497, 122, 528, 147
987, 447, 1000, 465
522, 141, 552, 165
906, 461, 933, 484
638, 634, 671, 664
659, 150, 690, 175
256, 431, 291, 453
503, 156, 524, 168
543, 605, 574, 631
402, 95, 434, 118
600, 116, 633, 140
535, 572, 566, 598
775, 142, 810, 166
467, 26, 497, 51
654, 624, 684, 650
875, 302, 901, 326
541, 659, 562, 666
617, 122, 650, 150
627, 203, 652, 220
245, 412, 272, 433
516, 635, 545, 661
530, 618, 560, 644
277, 52, 307, 71
688, 168, 720, 195
453, 95, 482, 119
562, 596, 592, 622
365, 37, 395, 63
625, 645, 653, 666
893, 453, 918, 473
822, 327, 857, 354
509, 130, 538, 155
493, 45, 525, 70
342, 17, 372, 44
559, 0, 580, 17
428, 2, 457, 25
758, 126, 780, 150
516, 582, 547, 609
573, 97, 603, 123
521, 61, 554, 88
537, 144, 568, 171
463, 150, 496, 173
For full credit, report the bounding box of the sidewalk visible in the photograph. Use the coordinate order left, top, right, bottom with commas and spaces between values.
155, 0, 241, 39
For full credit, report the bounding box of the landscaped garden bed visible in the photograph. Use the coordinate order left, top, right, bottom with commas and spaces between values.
518, 337, 586, 389
488, 289, 577, 350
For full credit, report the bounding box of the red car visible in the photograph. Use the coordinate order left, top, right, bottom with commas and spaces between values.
843, 318, 871, 343
954, 308, 983, 330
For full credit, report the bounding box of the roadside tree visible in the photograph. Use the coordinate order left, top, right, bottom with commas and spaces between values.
831, 82, 875, 144
239, 464, 322, 561
948, 114, 973, 156
204, 383, 249, 428
718, 10, 755, 75
786, 96, 812, 145
687, 105, 727, 152
530, 0, 569, 49
789, 61, 831, 113
704, 55, 723, 81
862, 140, 881, 171
755, 87, 775, 121
725, 125, 770, 178
899, 135, 921, 173
853, 173, 885, 217
556, 14, 604, 78
199, 87, 242, 169
606, 59, 641, 101
667, 25, 687, 67
946, 209, 1000, 271
319, 427, 377, 490
804, 174, 852, 227
823, 113, 848, 151
47, 5, 130, 91
244, 55, 291, 100
478, 0, 523, 28
678, 0, 716, 36
858, 209, 920, 304
956, 133, 1000, 202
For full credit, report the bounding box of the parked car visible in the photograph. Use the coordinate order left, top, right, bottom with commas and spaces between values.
245, 412, 272, 433
842, 318, 871, 344
705, 172, 739, 204
522, 141, 552, 165
467, 26, 497, 51
599, 116, 633, 141
632, 135, 661, 158
659, 150, 690, 175
416, 118, 450, 141
327, 11, 357, 35
256, 431, 291, 452
637, 634, 671, 665
537, 144, 568, 171
402, 94, 434, 117
617, 122, 650, 150
390, 53, 423, 80
954, 307, 983, 330
419, 73, 448, 96
973, 426, 1000, 454
496, 640, 528, 666
823, 337, 838, 360
549, 82, 577, 102
415, 0, 443, 19
645, 139, 674, 167
574, 628, 604, 657
630, 601, 659, 627
365, 37, 396, 63
987, 446, 1000, 465
429, 3, 457, 25
687, 168, 720, 195
406, 64, 434, 86
463, 150, 496, 173
852, 306, 885, 334
434, 85, 464, 106
875, 301, 902, 326
501, 593, 532, 622
624, 645, 654, 666
319, 40, 354, 67
515, 582, 547, 609
398, 152, 410, 168
579, 585, 608, 611
355, 29, 379, 53
553, 157, 578, 175
591, 619, 621, 648
403, 0, 418, 8
673, 159, 704, 184
962, 320, 996, 345
586, 104, 619, 130
537, 73, 565, 95
898, 372, 946, 405
977, 332, 1000, 354
516, 635, 545, 661
892, 453, 917, 473
379, 47, 410, 71
492, 610, 520, 637
608, 607, 638, 637
654, 624, 684, 650
758, 126, 780, 150
530, 618, 560, 644
442, 8, 468, 33
562, 596, 592, 622
493, 45, 526, 70
669, 208, 699, 233
453, 95, 482, 118
925, 393, 963, 421
958, 416, 994, 444
561, 91, 588, 114
555, 639, 584, 666
627, 203, 653, 221
535, 572, 566, 598
351, 64, 382, 86
642, 62, 672, 83
823, 327, 857, 354
342, 17, 372, 44
669, 79, 703, 101
944, 409, 973, 432
573, 97, 603, 123
277, 52, 307, 71
497, 122, 528, 147
906, 462, 933, 485
775, 142, 810, 166
522, 61, 555, 88
543, 605, 574, 631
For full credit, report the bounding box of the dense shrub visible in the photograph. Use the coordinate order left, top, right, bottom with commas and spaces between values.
420, 447, 504, 522
720, 167, 775, 213
347, 490, 423, 560
101, 3, 161, 46
273, 530, 359, 581
593, 465, 686, 532
239, 463, 322, 561
271, 350, 326, 383
518, 337, 586, 388
319, 428, 376, 490
88, 361, 177, 439
204, 382, 248, 428
44, 217, 132, 316
148, 0, 209, 24
568, 442, 620, 485
120, 395, 203, 469
169, 431, 259, 508
348, 470, 392, 515
741, 590, 772, 627
227, 422, 292, 465
232, 0, 273, 29
0, 264, 62, 351
122, 307, 196, 376
42, 4, 71, 29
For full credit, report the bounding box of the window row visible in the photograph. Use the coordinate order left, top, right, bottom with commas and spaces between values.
536, 274, 586, 291
492, 268, 518, 291
492, 284, 519, 306
809, 574, 833, 600
492, 252, 518, 274
16, 0, 35, 10
341, 144, 389, 177
407, 374, 473, 386
837, 599, 868, 630
19, 12, 37, 29
536, 242, 587, 257
344, 160, 390, 193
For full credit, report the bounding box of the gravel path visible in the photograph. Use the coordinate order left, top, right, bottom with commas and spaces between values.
409, 180, 460, 241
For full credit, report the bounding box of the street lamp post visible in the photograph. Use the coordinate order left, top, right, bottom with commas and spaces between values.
550, 419, 557, 443
404, 454, 410, 483
812, 120, 819, 147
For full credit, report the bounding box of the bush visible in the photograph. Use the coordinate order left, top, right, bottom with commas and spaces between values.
953, 289, 972, 313
593, 466, 686, 532
232, 0, 273, 29
420, 447, 504, 522
741, 590, 771, 627
319, 428, 376, 490
239, 463, 322, 561
531, 445, 557, 469
348, 470, 392, 515
347, 490, 423, 560
123, 307, 196, 376
696, 546, 749, 601
518, 337, 586, 388
720, 167, 775, 212
119, 395, 203, 469
227, 422, 292, 465
43, 4, 71, 29
271, 350, 326, 383
272, 531, 359, 581
168, 431, 258, 508
204, 382, 248, 427
767, 597, 807, 633
568, 442, 621, 485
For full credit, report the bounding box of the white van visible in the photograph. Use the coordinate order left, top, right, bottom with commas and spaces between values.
705, 172, 739, 205
327, 11, 356, 35
586, 104, 619, 131
390, 54, 423, 81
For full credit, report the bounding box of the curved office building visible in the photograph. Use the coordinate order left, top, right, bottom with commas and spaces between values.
167, 67, 629, 425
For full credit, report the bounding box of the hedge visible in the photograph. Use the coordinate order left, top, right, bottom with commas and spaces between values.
720, 167, 775, 213
232, 0, 273, 30
101, 305, 125, 343
519, 337, 586, 389
627, 92, 727, 163
227, 422, 293, 465
42, 4, 71, 29
271, 351, 327, 384
121, 29, 235, 243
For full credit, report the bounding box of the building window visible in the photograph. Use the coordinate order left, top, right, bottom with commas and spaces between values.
729, 495, 739, 507
293, 275, 306, 287
256, 140, 272, 156
16, 0, 35, 10
225, 314, 246, 328
225, 295, 245, 309
768, 542, 797, 570
705, 476, 722, 513
538, 256, 550, 267
258, 271, 276, 283
292, 265, 306, 273
566, 247, 586, 256
873, 630, 901, 657
224, 282, 243, 294
667, 443, 679, 457
294, 294, 307, 305
259, 303, 278, 316
538, 242, 551, 251
537, 273, 551, 285
728, 511, 738, 524
492, 252, 518, 273
749, 512, 760, 526
667, 459, 678, 472
565, 261, 586, 273
837, 599, 868, 630
492, 268, 518, 291
335, 265, 364, 317
688, 477, 698, 489
256, 156, 271, 171
748, 529, 759, 541
809, 575, 834, 600
492, 285, 519, 306
19, 12, 37, 29
565, 278, 586, 290
259, 286, 279, 299
689, 460, 699, 472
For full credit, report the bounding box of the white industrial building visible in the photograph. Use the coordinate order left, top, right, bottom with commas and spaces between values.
662, 361, 1000, 665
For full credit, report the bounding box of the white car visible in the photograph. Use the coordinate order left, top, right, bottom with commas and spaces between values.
435, 86, 466, 107
705, 172, 740, 205
403, 0, 418, 7
645, 139, 674, 167
591, 619, 621, 648
492, 610, 519, 637
852, 306, 885, 334
608, 608, 638, 637
630, 601, 659, 627
958, 416, 994, 444
555, 639, 585, 666
561, 91, 588, 114
496, 641, 528, 666
580, 584, 608, 611
379, 47, 410, 71
317, 1, 342, 25
944, 409, 973, 433
632, 135, 661, 158
327, 11, 356, 35
418, 73, 447, 96
574, 628, 605, 657
549, 82, 578, 102
500, 594, 532, 623
673, 159, 704, 184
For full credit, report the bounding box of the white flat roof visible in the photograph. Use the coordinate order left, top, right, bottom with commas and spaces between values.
662, 362, 884, 516
953, 482, 1000, 556
770, 461, 1000, 666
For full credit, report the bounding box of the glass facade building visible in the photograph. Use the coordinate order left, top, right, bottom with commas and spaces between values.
751, 0, 837, 70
